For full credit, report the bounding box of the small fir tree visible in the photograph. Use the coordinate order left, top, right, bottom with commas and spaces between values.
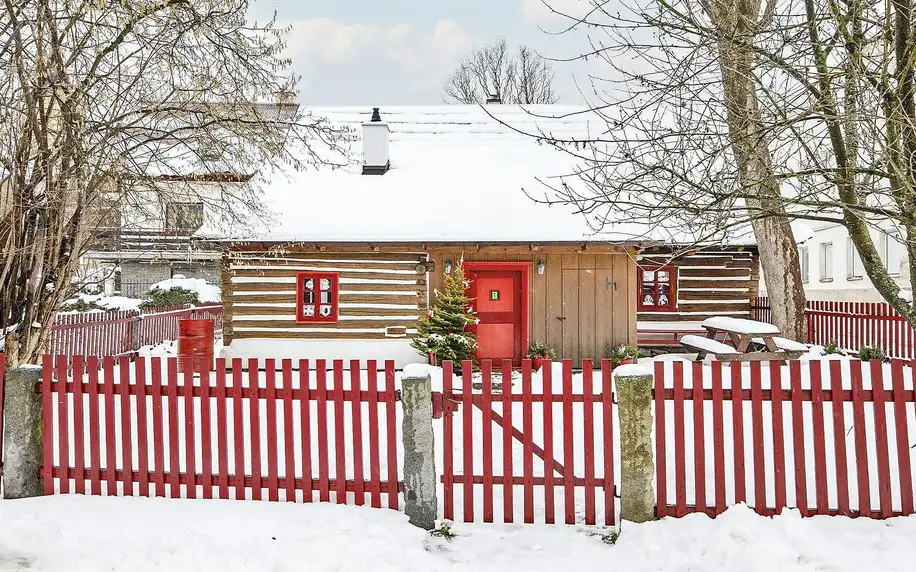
412, 262, 478, 364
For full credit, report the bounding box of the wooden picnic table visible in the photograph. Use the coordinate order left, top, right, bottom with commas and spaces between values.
680, 317, 806, 362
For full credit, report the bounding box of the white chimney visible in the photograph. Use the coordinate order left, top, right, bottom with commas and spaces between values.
362, 107, 390, 175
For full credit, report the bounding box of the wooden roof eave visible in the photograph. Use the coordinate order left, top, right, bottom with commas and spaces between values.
219, 239, 650, 255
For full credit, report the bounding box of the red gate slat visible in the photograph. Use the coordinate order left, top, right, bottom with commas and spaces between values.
316, 361, 330, 503
42, 356, 54, 495
248, 359, 262, 501
770, 363, 787, 513
199, 359, 213, 500
349, 361, 365, 506
672, 361, 686, 517
332, 360, 346, 504
367, 361, 382, 509
891, 360, 914, 514
692, 362, 706, 512
711, 361, 726, 514
789, 361, 807, 515
750, 362, 766, 513
850, 360, 871, 514
299, 360, 313, 503
384, 361, 398, 510
232, 361, 246, 500
829, 360, 850, 515
581, 360, 595, 525
265, 360, 280, 502
72, 355, 85, 495
542, 360, 556, 524
166, 358, 180, 497
602, 359, 615, 526
654, 361, 668, 518
561, 360, 575, 525
809, 361, 829, 513
135, 359, 149, 497
112, 356, 134, 496
502, 361, 515, 523
56, 355, 70, 494
183, 362, 196, 499
441, 361, 454, 519
282, 360, 296, 502
461, 360, 474, 521
87, 356, 102, 496
869, 360, 893, 518
104, 356, 118, 495
522, 361, 535, 523
481, 360, 495, 523
216, 360, 230, 500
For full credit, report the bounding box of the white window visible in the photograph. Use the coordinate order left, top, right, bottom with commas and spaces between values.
846, 238, 864, 279
799, 246, 809, 283
819, 242, 833, 281
884, 230, 904, 275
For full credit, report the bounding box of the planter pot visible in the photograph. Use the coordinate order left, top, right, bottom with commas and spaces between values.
428, 352, 438, 366
615, 358, 634, 367
532, 357, 550, 370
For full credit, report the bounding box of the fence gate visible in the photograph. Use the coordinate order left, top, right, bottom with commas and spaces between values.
436, 359, 617, 526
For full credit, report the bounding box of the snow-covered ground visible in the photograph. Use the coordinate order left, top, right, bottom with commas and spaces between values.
0, 496, 913, 571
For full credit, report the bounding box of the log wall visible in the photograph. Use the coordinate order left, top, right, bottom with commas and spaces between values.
223, 251, 427, 343
637, 249, 760, 324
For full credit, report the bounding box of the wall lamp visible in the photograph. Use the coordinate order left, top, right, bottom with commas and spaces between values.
444, 259, 453, 275
537, 259, 545, 275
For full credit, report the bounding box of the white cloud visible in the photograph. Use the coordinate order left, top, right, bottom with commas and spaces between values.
519, 0, 598, 23
283, 18, 473, 77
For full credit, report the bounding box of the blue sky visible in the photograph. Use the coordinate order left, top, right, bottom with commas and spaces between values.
250, 0, 593, 105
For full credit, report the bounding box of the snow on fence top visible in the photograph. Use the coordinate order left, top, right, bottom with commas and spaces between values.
223, 105, 756, 246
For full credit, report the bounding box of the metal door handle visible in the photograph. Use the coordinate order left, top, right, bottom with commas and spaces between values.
556, 316, 566, 321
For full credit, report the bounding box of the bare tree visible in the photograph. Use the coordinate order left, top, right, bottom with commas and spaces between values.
0, 0, 349, 367
443, 38, 558, 104
503, 0, 916, 333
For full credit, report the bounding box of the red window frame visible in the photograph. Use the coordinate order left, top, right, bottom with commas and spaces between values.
637, 266, 677, 312
296, 271, 340, 323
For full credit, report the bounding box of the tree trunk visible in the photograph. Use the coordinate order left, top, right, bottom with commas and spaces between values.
707, 0, 808, 340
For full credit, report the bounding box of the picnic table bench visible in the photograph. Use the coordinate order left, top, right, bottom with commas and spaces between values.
680, 316, 807, 362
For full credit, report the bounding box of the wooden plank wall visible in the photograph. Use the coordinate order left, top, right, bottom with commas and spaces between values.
428, 249, 636, 366
637, 249, 759, 323
223, 251, 427, 342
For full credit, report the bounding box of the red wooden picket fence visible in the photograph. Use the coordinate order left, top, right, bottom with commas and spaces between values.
753, 297, 916, 360
654, 359, 916, 519
436, 359, 617, 526
48, 304, 223, 357
40, 356, 401, 506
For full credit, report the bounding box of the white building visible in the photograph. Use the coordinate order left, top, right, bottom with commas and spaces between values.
793, 221, 910, 302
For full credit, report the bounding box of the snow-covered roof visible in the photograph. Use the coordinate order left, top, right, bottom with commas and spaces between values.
226, 105, 756, 246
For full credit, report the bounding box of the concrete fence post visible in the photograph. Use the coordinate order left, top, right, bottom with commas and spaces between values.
400, 367, 437, 530
614, 365, 656, 523
3, 365, 44, 499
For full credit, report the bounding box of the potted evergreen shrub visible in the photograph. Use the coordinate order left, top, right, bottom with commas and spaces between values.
526, 341, 557, 370
610, 344, 639, 366
411, 261, 477, 365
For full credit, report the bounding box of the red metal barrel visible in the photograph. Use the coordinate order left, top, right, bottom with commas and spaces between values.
177, 318, 214, 373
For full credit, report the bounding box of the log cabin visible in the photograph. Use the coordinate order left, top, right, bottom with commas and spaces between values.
218, 105, 758, 367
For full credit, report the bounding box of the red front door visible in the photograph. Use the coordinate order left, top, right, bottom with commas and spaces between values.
467, 266, 527, 366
